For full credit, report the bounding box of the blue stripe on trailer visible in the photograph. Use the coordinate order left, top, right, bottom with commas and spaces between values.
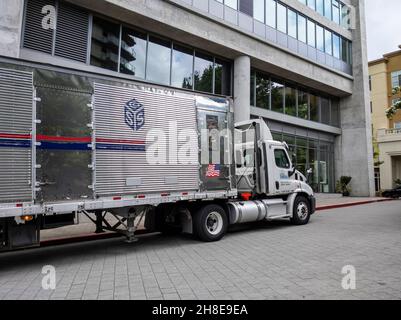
96, 143, 146, 152
0, 139, 31, 148
38, 141, 91, 151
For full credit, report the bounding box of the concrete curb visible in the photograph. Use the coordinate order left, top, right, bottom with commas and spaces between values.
316, 198, 394, 211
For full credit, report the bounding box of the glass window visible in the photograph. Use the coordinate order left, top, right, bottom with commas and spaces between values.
225, 0, 238, 10
90, 17, 120, 72
171, 44, 193, 89
341, 37, 348, 62
120, 27, 147, 78
271, 79, 284, 113
316, 25, 324, 52
266, 0, 276, 28
297, 15, 307, 43
331, 99, 340, 126
215, 58, 232, 96
320, 97, 330, 124
394, 122, 401, 129
391, 71, 401, 88
310, 94, 319, 121
194, 51, 214, 93
324, 29, 332, 55
146, 36, 171, 85
254, 0, 265, 22
285, 85, 297, 116
277, 3, 287, 33
251, 72, 255, 106
288, 9, 297, 39
341, 4, 350, 28
307, 0, 316, 10
307, 20, 316, 47
274, 149, 290, 169
316, 0, 324, 15
332, 0, 340, 24
298, 89, 308, 119
332, 34, 340, 59
256, 72, 271, 109
324, 0, 332, 20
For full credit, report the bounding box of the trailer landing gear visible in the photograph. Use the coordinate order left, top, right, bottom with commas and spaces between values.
83, 207, 149, 243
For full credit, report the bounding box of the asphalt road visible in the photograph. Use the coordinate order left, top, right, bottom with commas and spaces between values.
0, 200, 400, 300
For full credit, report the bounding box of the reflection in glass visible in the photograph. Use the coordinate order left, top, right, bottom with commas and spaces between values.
254, 0, 265, 23
90, 17, 120, 71
307, 20, 316, 47
298, 90, 308, 119
147, 36, 171, 85
215, 58, 231, 96
333, 34, 340, 59
298, 15, 307, 43
120, 27, 147, 78
325, 29, 332, 55
310, 94, 319, 121
194, 52, 214, 93
266, 0, 276, 28
277, 3, 287, 33
271, 80, 284, 113
285, 86, 297, 116
171, 44, 193, 89
288, 9, 297, 39
256, 73, 270, 109
316, 25, 324, 52
320, 97, 330, 124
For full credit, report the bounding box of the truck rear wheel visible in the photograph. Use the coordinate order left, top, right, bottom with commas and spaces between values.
193, 204, 228, 242
291, 196, 311, 225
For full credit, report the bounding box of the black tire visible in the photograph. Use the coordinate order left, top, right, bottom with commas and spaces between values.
290, 196, 311, 225
193, 204, 228, 242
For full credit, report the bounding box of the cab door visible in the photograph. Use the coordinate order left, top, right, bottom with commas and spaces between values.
272, 147, 293, 194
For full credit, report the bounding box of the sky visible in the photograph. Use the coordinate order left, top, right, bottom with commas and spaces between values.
365, 0, 401, 61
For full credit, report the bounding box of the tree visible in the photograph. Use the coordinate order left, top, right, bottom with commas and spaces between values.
386, 86, 401, 119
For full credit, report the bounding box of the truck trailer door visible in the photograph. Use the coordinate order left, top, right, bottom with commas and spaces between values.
35, 87, 93, 202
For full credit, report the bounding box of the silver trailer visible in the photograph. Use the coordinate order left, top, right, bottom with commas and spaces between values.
0, 61, 315, 251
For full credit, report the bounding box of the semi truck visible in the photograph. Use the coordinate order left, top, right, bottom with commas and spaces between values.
0, 62, 315, 252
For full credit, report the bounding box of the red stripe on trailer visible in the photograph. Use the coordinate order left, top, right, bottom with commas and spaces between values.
137, 195, 146, 199
182, 192, 189, 196
113, 197, 122, 201
37, 135, 92, 143
161, 193, 170, 197
0, 133, 31, 139
96, 138, 145, 145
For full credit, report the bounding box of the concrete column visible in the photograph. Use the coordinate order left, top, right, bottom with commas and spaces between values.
0, 0, 24, 58
233, 55, 251, 123
336, 0, 375, 196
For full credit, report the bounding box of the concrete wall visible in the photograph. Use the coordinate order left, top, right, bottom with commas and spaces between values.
335, 0, 375, 196
0, 0, 24, 58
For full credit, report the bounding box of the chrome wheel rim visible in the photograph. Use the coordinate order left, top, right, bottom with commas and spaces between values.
205, 212, 223, 235
297, 202, 309, 220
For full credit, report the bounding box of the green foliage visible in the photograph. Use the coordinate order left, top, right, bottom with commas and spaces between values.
336, 176, 352, 195
395, 179, 401, 186
386, 86, 401, 119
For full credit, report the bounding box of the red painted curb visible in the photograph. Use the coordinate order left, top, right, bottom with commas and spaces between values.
316, 198, 394, 211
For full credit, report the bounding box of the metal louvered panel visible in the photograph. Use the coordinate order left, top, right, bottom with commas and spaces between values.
0, 68, 33, 203
55, 2, 89, 63
94, 83, 199, 196
23, 0, 55, 54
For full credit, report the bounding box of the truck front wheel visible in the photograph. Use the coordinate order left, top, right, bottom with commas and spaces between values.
193, 204, 228, 242
290, 196, 311, 225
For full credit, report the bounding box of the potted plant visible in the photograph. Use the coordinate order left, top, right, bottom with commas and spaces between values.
336, 176, 352, 197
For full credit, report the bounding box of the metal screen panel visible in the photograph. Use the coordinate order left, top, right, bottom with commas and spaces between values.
94, 83, 199, 196
0, 68, 33, 203
23, 0, 55, 54
55, 2, 89, 63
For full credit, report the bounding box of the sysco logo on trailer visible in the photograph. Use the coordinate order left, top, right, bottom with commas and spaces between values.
125, 98, 145, 132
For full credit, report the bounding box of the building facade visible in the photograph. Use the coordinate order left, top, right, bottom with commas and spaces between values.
0, 0, 374, 195
369, 46, 401, 191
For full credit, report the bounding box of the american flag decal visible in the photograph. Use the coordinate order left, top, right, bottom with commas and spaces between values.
206, 164, 221, 178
